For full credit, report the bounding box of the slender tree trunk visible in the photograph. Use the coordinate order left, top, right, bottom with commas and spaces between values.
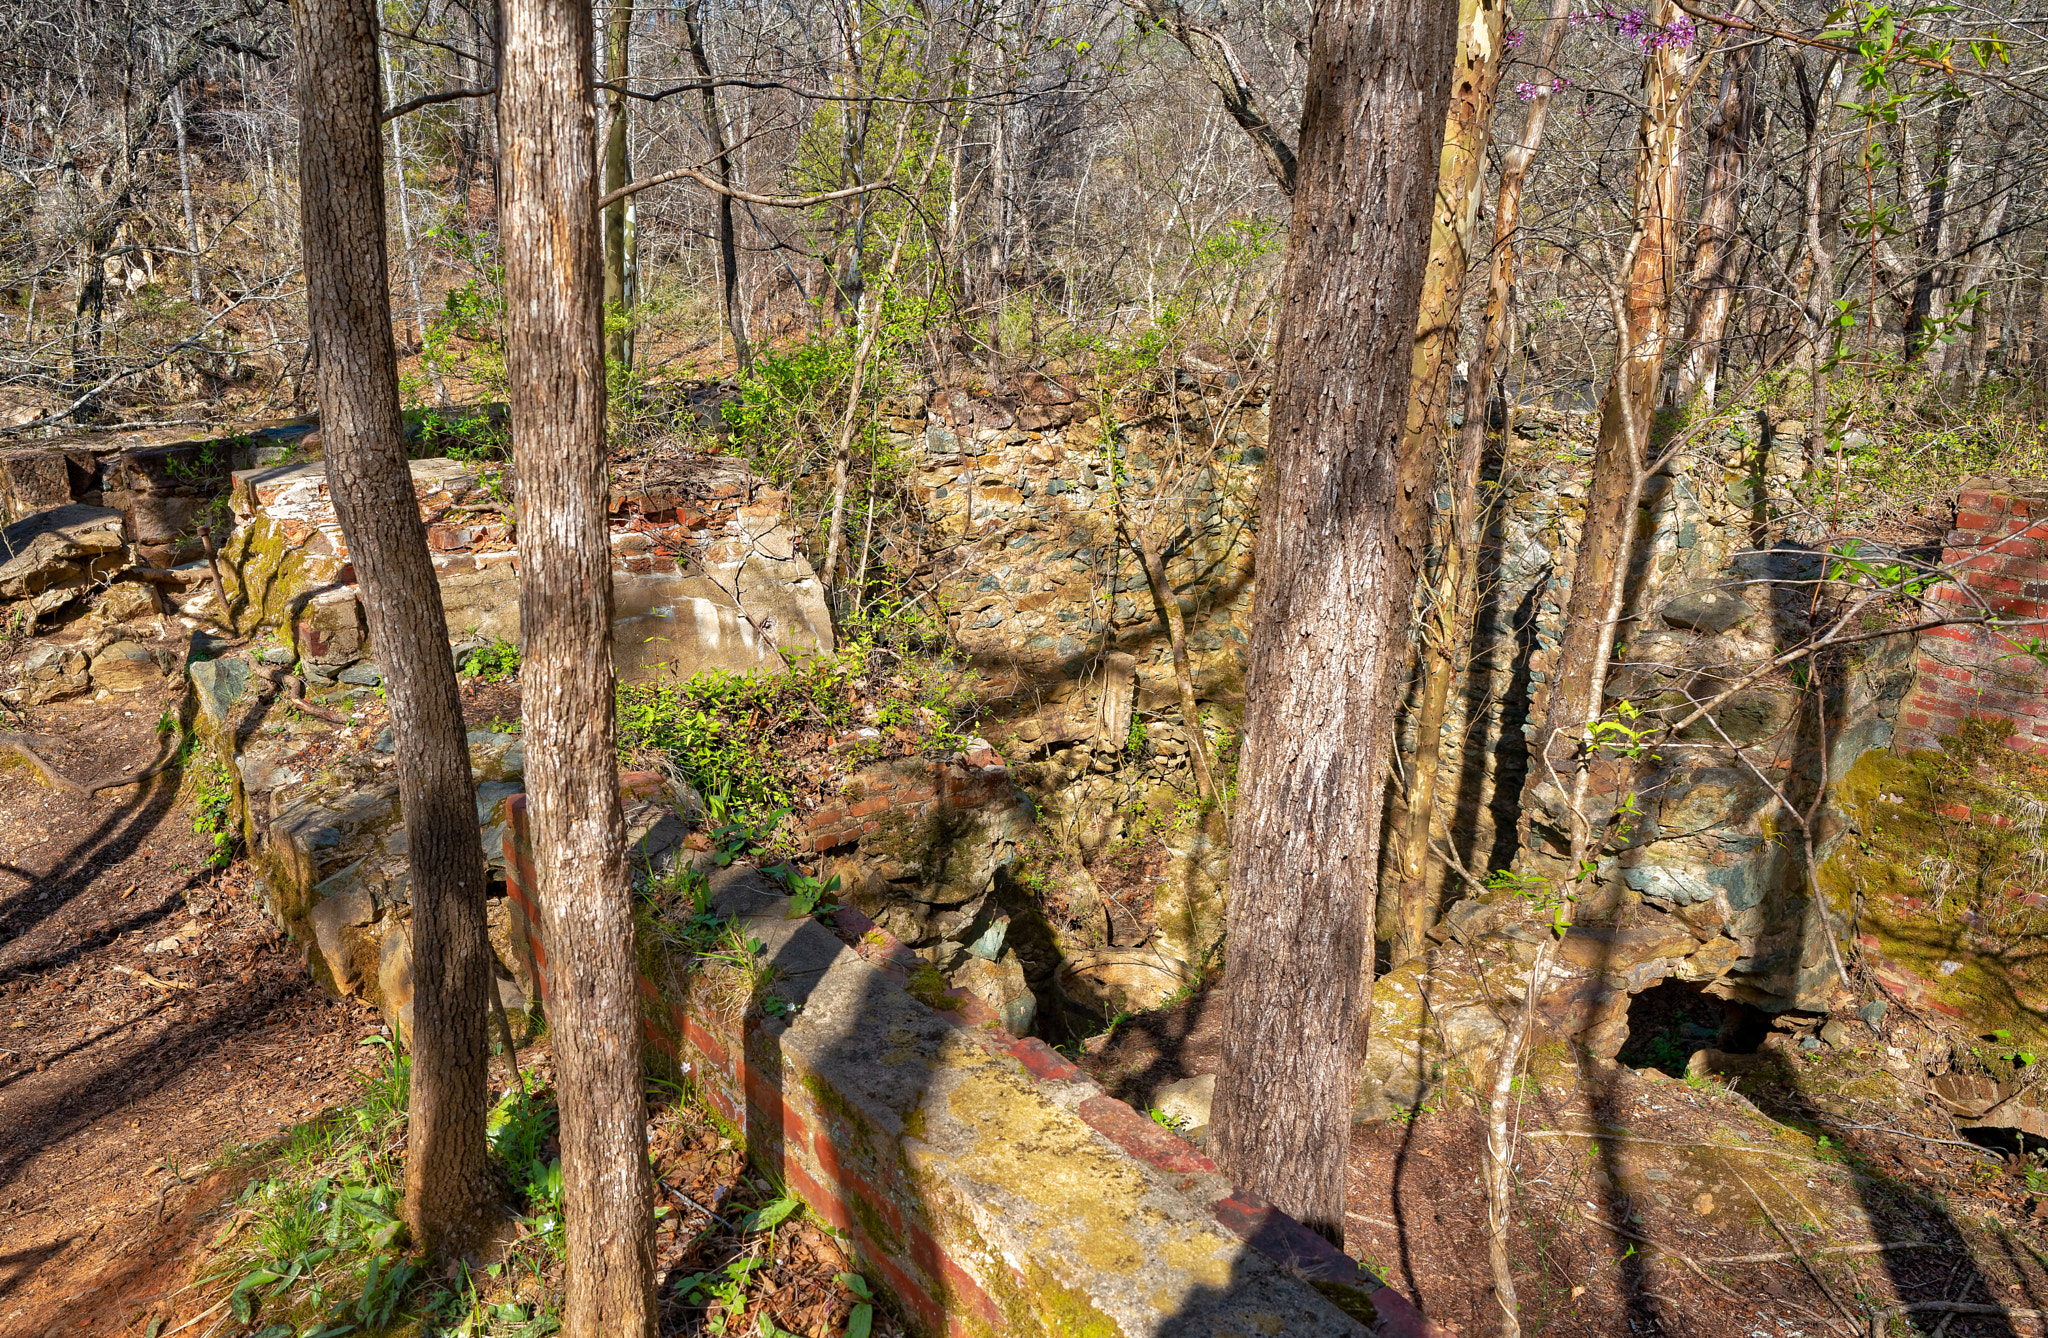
1381, 0, 1512, 963
1672, 0, 1757, 406
292, 0, 497, 1257
379, 28, 445, 403
1529, 0, 1690, 858
1209, 0, 1458, 1245
1134, 519, 1220, 806
500, 0, 656, 1328
168, 67, 203, 308
602, 0, 635, 372
1902, 97, 1966, 362
683, 0, 748, 372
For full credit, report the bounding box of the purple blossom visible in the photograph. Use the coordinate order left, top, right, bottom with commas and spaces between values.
1505, 27, 1526, 46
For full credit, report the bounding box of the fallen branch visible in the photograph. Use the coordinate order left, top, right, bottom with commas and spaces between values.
1704, 1240, 1942, 1264
1898, 1302, 2048, 1321
1576, 1208, 1747, 1302
1529, 1129, 1816, 1160
114, 964, 196, 991
1736, 1171, 1863, 1330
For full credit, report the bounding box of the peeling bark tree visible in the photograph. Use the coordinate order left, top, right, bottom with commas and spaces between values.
602, 0, 636, 371
1382, 0, 1512, 963
1673, 0, 1757, 407
1209, 0, 1459, 1245
291, 0, 496, 1256
500, 0, 657, 1328
1530, 0, 1692, 853
684, 0, 749, 372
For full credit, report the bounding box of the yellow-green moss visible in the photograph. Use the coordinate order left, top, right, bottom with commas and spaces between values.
905, 963, 959, 1013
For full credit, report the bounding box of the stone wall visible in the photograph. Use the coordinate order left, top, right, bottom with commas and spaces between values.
1898, 479, 2048, 756
219, 448, 832, 685
502, 797, 1445, 1338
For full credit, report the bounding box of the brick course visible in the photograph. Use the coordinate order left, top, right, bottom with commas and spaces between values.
1896, 481, 2048, 757
503, 791, 1445, 1337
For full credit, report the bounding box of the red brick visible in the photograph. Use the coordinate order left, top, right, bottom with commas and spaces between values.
847, 798, 888, 817
1903, 710, 1933, 729
1958, 510, 2004, 533
1977, 575, 2025, 597
1076, 1094, 1217, 1174
1936, 802, 1971, 822
808, 806, 846, 827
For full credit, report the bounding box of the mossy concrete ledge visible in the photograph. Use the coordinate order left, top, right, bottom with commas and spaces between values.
503, 800, 1445, 1338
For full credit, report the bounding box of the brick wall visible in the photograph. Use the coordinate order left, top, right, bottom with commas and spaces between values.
1898, 481, 2048, 756
502, 793, 1445, 1338
801, 747, 1012, 853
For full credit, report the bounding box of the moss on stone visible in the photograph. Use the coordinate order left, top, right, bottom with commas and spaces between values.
1818, 726, 2048, 1044
905, 963, 959, 1012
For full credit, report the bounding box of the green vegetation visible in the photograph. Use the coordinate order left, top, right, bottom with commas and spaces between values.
186, 746, 239, 869
616, 648, 975, 828
203, 1040, 566, 1337
460, 638, 522, 684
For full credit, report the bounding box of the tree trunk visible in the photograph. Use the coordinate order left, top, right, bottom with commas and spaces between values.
1209, 0, 1458, 1246
1381, 0, 1512, 963
1902, 97, 1966, 362
1529, 0, 1690, 859
602, 0, 635, 372
291, 0, 497, 1258
1672, 0, 1757, 407
1134, 521, 1219, 807
683, 0, 748, 373
500, 0, 657, 1329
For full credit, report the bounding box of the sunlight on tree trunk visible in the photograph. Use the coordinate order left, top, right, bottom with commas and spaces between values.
1209, 0, 1459, 1247
500, 0, 657, 1327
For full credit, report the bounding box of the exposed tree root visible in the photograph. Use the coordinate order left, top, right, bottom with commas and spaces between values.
0, 731, 181, 797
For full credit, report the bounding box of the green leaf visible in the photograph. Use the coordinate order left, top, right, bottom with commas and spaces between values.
848, 1302, 875, 1338
835, 1272, 874, 1301
737, 1193, 804, 1234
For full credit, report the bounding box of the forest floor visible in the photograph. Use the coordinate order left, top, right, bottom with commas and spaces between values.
0, 638, 880, 1338
1083, 988, 2048, 1337
0, 653, 384, 1337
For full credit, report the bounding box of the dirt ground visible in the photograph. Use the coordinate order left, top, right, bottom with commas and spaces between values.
1085, 983, 2048, 1337
0, 652, 386, 1337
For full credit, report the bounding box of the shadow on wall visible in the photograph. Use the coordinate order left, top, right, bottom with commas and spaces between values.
506, 791, 1447, 1336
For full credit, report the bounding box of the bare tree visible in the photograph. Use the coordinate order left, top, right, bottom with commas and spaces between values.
500, 0, 656, 1329
291, 0, 497, 1256
1209, 0, 1459, 1244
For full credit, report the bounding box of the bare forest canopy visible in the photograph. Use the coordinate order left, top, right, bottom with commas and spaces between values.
5, 0, 2048, 446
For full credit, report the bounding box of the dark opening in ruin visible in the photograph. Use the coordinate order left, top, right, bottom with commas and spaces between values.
1617, 978, 1772, 1077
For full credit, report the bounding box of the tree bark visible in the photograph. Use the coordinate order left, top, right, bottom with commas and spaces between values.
683, 0, 748, 372
1901, 97, 1966, 362
1382, 0, 1512, 963
1530, 0, 1690, 859
1209, 0, 1458, 1246
1672, 0, 1757, 407
1129, 0, 1298, 197
500, 0, 656, 1329
291, 0, 497, 1258
602, 0, 636, 372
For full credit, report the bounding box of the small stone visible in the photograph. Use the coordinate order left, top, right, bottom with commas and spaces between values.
338, 662, 383, 687
1799, 1035, 1822, 1051
1691, 1192, 1715, 1216
89, 640, 161, 692
262, 647, 296, 665
1857, 1000, 1888, 1026
1818, 1019, 1850, 1048
1152, 1073, 1216, 1140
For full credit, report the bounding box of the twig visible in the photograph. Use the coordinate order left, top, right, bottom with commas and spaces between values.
1703, 1241, 1942, 1264
1899, 1303, 2048, 1321
1529, 1129, 1816, 1160
1736, 1171, 1864, 1330
114, 965, 196, 991
657, 1178, 735, 1231
1575, 1208, 1747, 1301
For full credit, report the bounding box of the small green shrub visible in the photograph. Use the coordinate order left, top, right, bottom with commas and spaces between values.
461, 639, 521, 684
